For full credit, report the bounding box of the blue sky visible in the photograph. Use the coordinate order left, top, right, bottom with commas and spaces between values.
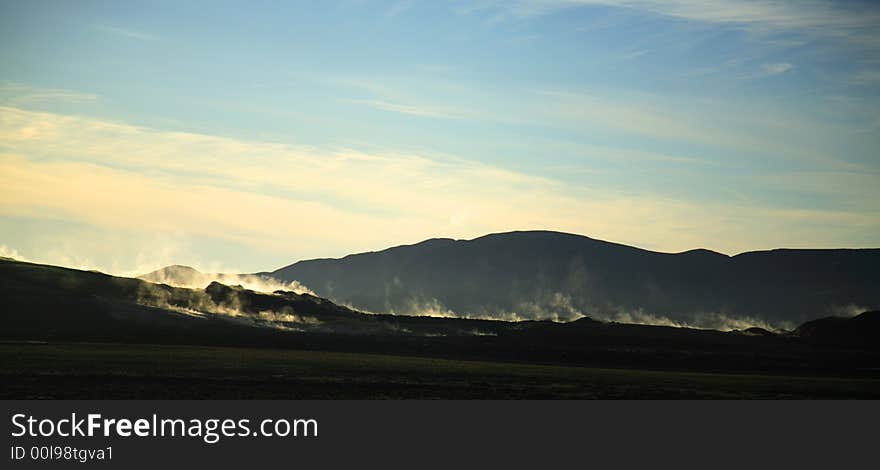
1, 0, 879, 273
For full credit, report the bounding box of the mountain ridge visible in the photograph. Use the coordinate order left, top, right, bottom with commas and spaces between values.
269, 230, 880, 327
275, 230, 880, 269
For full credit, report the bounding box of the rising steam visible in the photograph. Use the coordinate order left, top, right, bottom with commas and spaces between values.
364, 289, 793, 331
138, 265, 316, 295
135, 280, 321, 331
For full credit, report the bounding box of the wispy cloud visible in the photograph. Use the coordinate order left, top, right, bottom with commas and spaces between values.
345, 98, 465, 119
761, 62, 792, 75
620, 49, 649, 60
546, 142, 716, 167
524, 87, 869, 172
479, 0, 880, 81
473, 1, 880, 92
94, 25, 159, 41
0, 82, 98, 105
725, 61, 794, 80
849, 69, 880, 85
385, 1, 416, 19
337, 78, 481, 120
492, 1, 880, 44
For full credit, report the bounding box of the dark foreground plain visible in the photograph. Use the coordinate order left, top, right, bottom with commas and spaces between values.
3, 342, 880, 399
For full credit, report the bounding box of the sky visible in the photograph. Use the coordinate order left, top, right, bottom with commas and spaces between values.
1, 0, 879, 274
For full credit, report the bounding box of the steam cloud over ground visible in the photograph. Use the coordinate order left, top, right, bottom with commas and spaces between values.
139, 265, 315, 296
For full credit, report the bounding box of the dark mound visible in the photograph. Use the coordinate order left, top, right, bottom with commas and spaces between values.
739, 327, 776, 337
795, 311, 880, 346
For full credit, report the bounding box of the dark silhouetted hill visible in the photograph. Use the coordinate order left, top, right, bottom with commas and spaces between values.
271, 230, 880, 327
795, 311, 880, 346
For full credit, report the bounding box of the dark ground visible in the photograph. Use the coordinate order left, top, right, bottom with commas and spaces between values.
3, 342, 880, 399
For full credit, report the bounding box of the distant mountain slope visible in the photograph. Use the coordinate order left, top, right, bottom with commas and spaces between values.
271, 230, 880, 327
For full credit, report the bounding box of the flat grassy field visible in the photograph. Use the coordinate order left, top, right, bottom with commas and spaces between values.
2, 342, 879, 399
